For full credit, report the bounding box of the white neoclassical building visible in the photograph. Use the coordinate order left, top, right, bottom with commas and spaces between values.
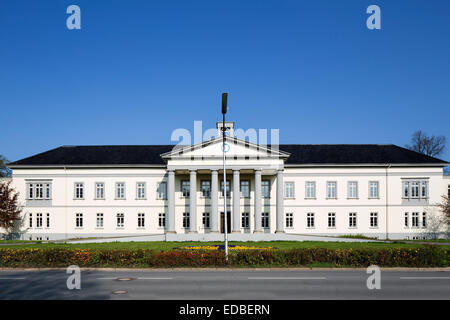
5, 121, 450, 241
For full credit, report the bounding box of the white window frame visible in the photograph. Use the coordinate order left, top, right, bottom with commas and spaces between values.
183, 212, 190, 228
349, 212, 357, 228
181, 180, 190, 198
74, 183, 84, 200
46, 213, 50, 228
347, 181, 358, 199
262, 212, 269, 228
116, 213, 125, 228
326, 181, 337, 199
75, 213, 83, 228
202, 212, 210, 228
404, 212, 409, 228
285, 213, 293, 228
95, 182, 105, 200
158, 213, 166, 228
328, 213, 336, 228
137, 213, 145, 228
136, 182, 146, 200
307, 213, 315, 228
370, 212, 378, 228
284, 182, 295, 199
305, 181, 316, 199
261, 180, 270, 198
201, 180, 211, 198
96, 213, 104, 228
412, 212, 419, 228
422, 212, 427, 228
115, 182, 126, 200
240, 180, 250, 198
157, 182, 167, 200
369, 181, 379, 199
241, 212, 250, 228
36, 213, 43, 228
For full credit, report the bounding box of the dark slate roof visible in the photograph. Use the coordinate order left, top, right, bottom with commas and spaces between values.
9, 144, 448, 166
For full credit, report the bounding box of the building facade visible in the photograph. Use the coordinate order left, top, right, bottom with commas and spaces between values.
5, 122, 450, 241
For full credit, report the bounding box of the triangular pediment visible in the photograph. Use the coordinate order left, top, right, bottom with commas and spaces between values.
161, 136, 290, 160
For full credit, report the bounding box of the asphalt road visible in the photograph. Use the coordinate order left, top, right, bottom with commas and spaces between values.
0, 269, 449, 300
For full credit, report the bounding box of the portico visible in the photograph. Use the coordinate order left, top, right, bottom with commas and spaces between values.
161, 135, 289, 235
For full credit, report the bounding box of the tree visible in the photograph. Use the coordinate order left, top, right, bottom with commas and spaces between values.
437, 195, 450, 227
405, 130, 446, 157
0, 180, 22, 239
0, 155, 11, 177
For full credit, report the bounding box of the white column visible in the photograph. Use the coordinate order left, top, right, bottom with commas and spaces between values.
210, 169, 219, 233
167, 170, 176, 233
276, 169, 285, 233
254, 169, 262, 233
232, 169, 241, 233
189, 169, 197, 233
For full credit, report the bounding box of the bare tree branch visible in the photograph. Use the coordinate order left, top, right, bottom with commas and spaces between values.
405, 130, 446, 157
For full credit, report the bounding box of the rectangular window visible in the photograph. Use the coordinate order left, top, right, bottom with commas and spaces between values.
307, 213, 315, 228
181, 180, 190, 197
370, 212, 378, 228
138, 213, 145, 227
157, 182, 167, 200
285, 213, 293, 228
411, 181, 419, 198
76, 213, 83, 228
35, 184, 43, 199
36, 213, 42, 228
369, 181, 379, 198
74, 183, 84, 199
159, 213, 166, 228
202, 212, 210, 228
116, 183, 125, 199
448, 184, 450, 198
349, 213, 357, 228
46, 213, 50, 228
262, 212, 269, 228
422, 212, 427, 228
137, 182, 146, 199
412, 212, 419, 228
348, 181, 358, 199
220, 180, 230, 197
183, 212, 190, 228
421, 181, 428, 198
242, 212, 250, 228
305, 181, 316, 199
201, 181, 211, 197
95, 183, 105, 199
261, 180, 270, 198
28, 184, 34, 199
29, 213, 32, 228
404, 212, 409, 227
117, 213, 124, 228
240, 180, 250, 198
328, 213, 336, 228
45, 184, 51, 199
284, 182, 294, 199
96, 213, 104, 228
403, 181, 409, 198
327, 181, 337, 199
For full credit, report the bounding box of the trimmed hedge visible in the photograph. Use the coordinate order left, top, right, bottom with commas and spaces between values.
0, 246, 448, 268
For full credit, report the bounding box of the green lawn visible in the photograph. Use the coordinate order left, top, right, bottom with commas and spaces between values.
1, 240, 448, 251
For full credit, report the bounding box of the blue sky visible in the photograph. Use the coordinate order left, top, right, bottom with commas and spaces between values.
1, 0, 449, 162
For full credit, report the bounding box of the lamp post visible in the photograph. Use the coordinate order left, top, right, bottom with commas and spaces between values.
221, 92, 229, 261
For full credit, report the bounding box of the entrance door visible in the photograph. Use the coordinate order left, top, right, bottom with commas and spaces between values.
220, 211, 231, 234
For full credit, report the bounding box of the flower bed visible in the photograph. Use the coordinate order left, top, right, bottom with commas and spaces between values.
0, 246, 448, 268
176, 245, 276, 251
